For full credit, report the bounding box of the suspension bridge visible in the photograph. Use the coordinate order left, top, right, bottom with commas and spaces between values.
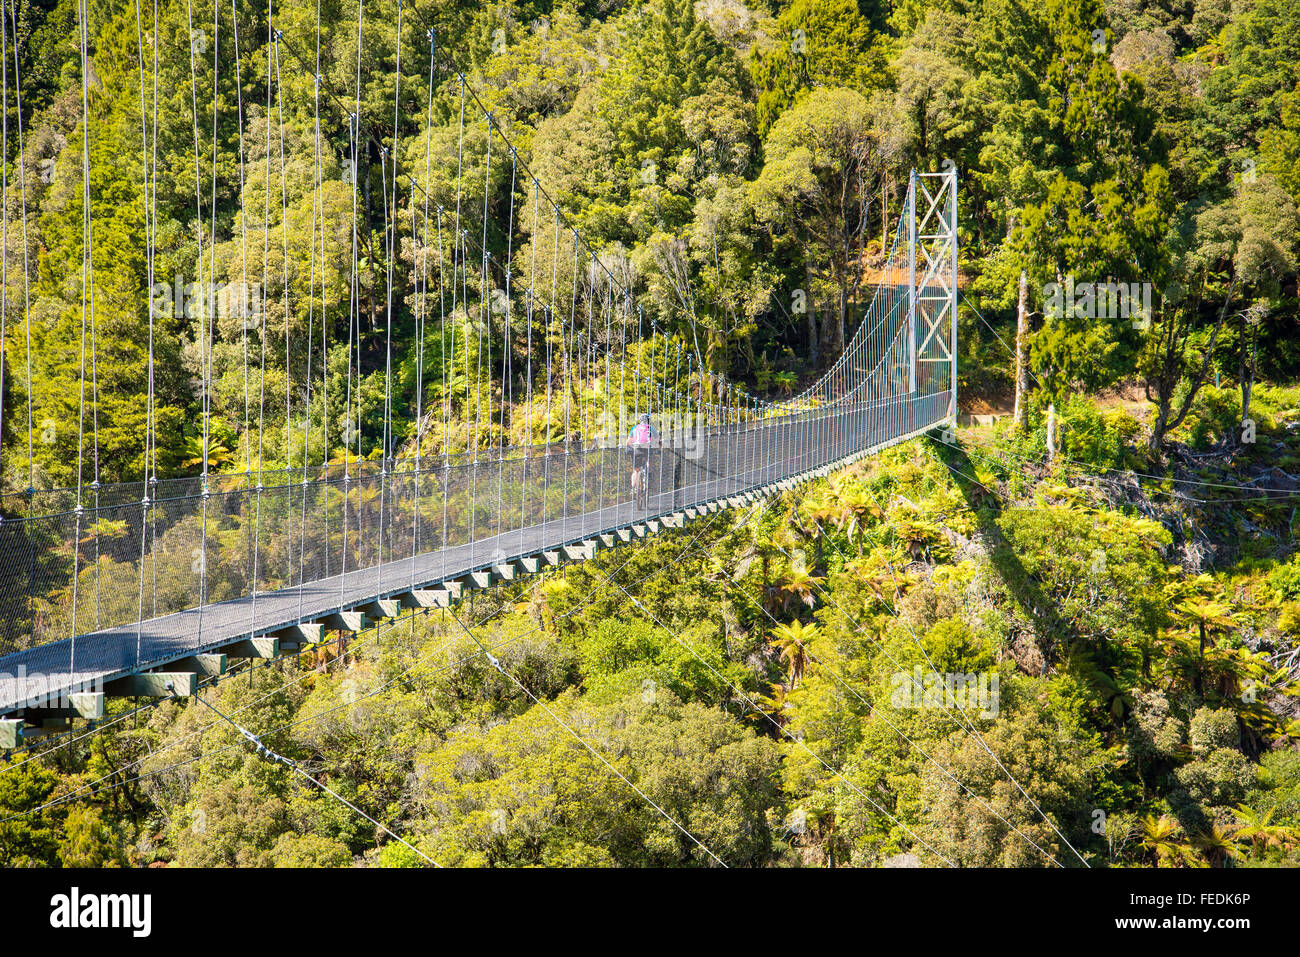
0, 16, 958, 748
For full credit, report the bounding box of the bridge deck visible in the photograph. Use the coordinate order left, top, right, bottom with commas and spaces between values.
0, 390, 951, 716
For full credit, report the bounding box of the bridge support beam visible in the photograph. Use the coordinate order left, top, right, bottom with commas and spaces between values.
461, 570, 496, 590
20, 692, 106, 722
173, 654, 227, 678
0, 719, 22, 748
273, 623, 325, 645
562, 542, 597, 562
357, 599, 402, 621
397, 588, 452, 610
222, 637, 280, 659
321, 611, 369, 633
105, 672, 198, 699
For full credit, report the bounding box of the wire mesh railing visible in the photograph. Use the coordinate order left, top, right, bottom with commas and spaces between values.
0, 168, 956, 712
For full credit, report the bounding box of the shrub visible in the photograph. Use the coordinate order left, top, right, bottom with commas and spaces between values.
1174, 749, 1254, 808
1058, 395, 1139, 470
1268, 556, 1300, 601
1188, 707, 1239, 754
271, 832, 352, 868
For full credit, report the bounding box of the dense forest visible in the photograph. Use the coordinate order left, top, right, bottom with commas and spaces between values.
2, 0, 1300, 867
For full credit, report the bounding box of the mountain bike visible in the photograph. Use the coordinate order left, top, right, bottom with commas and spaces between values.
630, 447, 650, 511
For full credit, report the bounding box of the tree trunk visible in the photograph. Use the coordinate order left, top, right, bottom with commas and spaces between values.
1148, 276, 1236, 457
1196, 621, 1206, 697
1045, 402, 1057, 465
1240, 315, 1255, 442
364, 150, 376, 334
837, 283, 847, 355
1148, 394, 1171, 460
805, 265, 819, 368
882, 174, 888, 249
1013, 268, 1031, 432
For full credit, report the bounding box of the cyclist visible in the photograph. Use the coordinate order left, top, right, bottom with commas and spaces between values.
625, 412, 659, 508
